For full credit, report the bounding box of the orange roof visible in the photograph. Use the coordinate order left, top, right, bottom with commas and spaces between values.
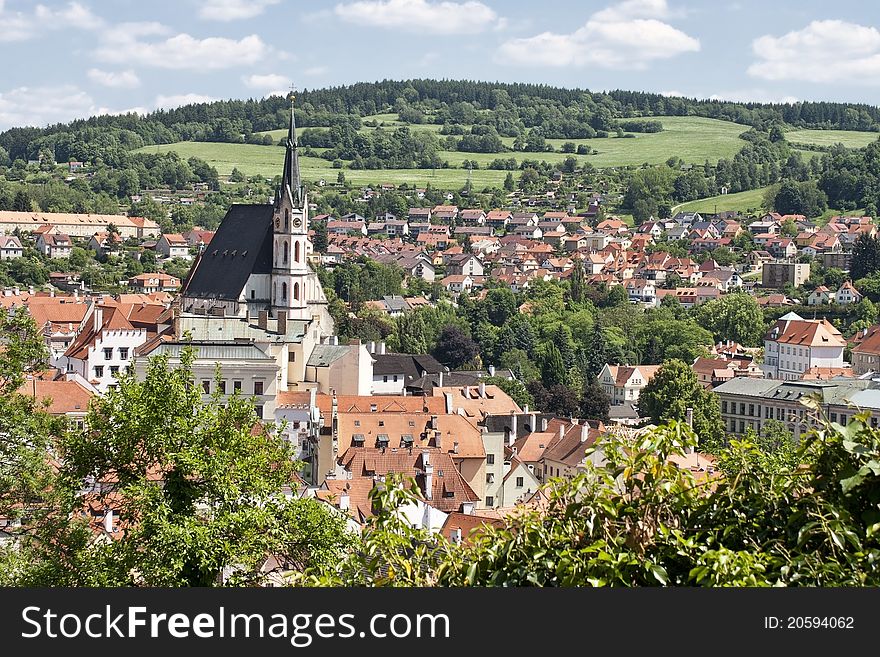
335, 412, 484, 459
440, 512, 504, 544
430, 385, 522, 421
768, 318, 845, 348
18, 379, 94, 415
511, 431, 554, 463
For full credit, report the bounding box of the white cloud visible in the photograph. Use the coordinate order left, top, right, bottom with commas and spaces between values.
154, 93, 219, 110
0, 1, 103, 42
304, 66, 328, 77
243, 73, 289, 89
0, 85, 99, 130
496, 0, 699, 69
660, 89, 687, 97
95, 31, 269, 70
87, 68, 141, 89
748, 20, 880, 84
334, 0, 500, 34
198, 0, 280, 21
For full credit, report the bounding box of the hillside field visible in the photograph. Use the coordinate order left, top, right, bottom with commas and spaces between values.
787, 128, 879, 148
674, 186, 771, 215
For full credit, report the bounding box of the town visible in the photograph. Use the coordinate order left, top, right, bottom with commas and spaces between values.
0, 70, 880, 585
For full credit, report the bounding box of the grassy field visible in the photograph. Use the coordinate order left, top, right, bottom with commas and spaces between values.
674, 186, 772, 215
787, 128, 879, 148
135, 141, 510, 187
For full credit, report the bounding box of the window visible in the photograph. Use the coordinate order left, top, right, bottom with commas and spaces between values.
254, 381, 264, 395
110, 366, 119, 375
486, 473, 495, 484
281, 282, 287, 300
283, 241, 288, 264
119, 348, 129, 360
94, 365, 104, 377
233, 380, 242, 392
383, 375, 388, 383
486, 496, 494, 507
103, 348, 113, 360
721, 401, 728, 413
748, 404, 754, 417
294, 240, 300, 263
516, 476, 524, 488
251, 290, 255, 300
354, 420, 361, 427
288, 351, 296, 362
378, 420, 385, 427
393, 375, 398, 382
486, 454, 495, 465
255, 406, 264, 419
202, 380, 211, 394
219, 380, 227, 394
739, 403, 745, 415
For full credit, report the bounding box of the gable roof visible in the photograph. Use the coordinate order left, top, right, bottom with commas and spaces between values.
181, 204, 273, 301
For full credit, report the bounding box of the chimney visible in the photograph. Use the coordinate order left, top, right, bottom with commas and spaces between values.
378, 341, 386, 355
530, 412, 537, 433
309, 387, 316, 409
581, 425, 589, 442
103, 509, 114, 533
452, 528, 462, 544
258, 310, 269, 330
277, 310, 288, 336
430, 414, 438, 429
367, 341, 375, 353
541, 417, 548, 431
93, 305, 104, 333
339, 490, 350, 511
523, 404, 529, 414
488, 364, 495, 377
422, 452, 433, 499
50, 288, 55, 298
559, 425, 565, 441
438, 371, 444, 388
453, 441, 459, 454
479, 382, 486, 398
510, 410, 518, 444
444, 392, 453, 414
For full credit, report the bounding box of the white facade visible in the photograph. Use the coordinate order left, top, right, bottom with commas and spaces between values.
764, 341, 845, 380
64, 327, 148, 393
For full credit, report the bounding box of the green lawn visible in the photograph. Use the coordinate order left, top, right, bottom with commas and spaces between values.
674, 186, 772, 215
787, 128, 879, 149
135, 141, 509, 187
143, 115, 753, 189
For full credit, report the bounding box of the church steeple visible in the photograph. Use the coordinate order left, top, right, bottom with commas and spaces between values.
277, 93, 302, 208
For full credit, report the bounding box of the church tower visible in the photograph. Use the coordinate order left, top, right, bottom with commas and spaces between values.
271, 95, 311, 320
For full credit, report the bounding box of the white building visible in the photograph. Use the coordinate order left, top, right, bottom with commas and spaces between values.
761, 312, 846, 380
0, 235, 23, 260
61, 305, 149, 393
599, 364, 662, 406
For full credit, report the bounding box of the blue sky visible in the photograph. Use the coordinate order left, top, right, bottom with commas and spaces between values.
2, 0, 880, 130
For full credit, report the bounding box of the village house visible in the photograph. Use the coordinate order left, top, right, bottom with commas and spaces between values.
36, 232, 72, 259
762, 312, 846, 380
128, 273, 181, 293
598, 364, 661, 405
155, 233, 190, 260
0, 235, 23, 260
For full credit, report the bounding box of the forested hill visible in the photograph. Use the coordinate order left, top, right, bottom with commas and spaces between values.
3, 79, 880, 163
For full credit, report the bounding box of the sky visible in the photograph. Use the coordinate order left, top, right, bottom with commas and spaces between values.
2, 0, 880, 130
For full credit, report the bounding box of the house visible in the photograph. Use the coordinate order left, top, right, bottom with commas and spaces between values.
407, 208, 432, 223
446, 254, 484, 277
485, 210, 512, 229
326, 220, 367, 236
128, 273, 181, 293
442, 274, 473, 295
539, 419, 606, 481
835, 280, 862, 305
155, 233, 190, 259
851, 325, 880, 375
370, 351, 444, 395
36, 233, 72, 259
17, 378, 94, 430
459, 209, 486, 225
0, 235, 23, 260
598, 364, 662, 406
88, 231, 123, 255
807, 286, 832, 306
302, 339, 374, 396
61, 305, 150, 393
624, 279, 656, 306
762, 312, 846, 381
432, 205, 459, 223
184, 228, 215, 247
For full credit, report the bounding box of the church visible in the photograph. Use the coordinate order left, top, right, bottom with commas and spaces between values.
180, 98, 333, 329
144, 100, 376, 415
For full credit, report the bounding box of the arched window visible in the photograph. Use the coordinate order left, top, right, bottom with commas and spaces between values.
281, 282, 287, 300
283, 241, 289, 264
293, 282, 300, 301
284, 209, 289, 232
294, 240, 300, 263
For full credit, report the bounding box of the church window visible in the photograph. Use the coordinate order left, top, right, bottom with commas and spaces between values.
284, 209, 289, 232
283, 241, 289, 264
293, 282, 300, 301
282, 282, 287, 300
294, 240, 301, 263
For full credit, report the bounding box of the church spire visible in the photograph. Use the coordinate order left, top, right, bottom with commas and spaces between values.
279, 91, 302, 207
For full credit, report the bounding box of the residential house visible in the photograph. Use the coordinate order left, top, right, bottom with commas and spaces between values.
442, 274, 473, 294
459, 209, 486, 225
0, 235, 23, 260
371, 351, 444, 395
17, 378, 94, 430
36, 233, 72, 259
851, 325, 880, 375
835, 280, 862, 305
762, 312, 846, 380
155, 233, 190, 260
128, 273, 181, 293
761, 261, 810, 289
446, 254, 484, 277
807, 286, 833, 306
598, 364, 662, 406
88, 231, 123, 256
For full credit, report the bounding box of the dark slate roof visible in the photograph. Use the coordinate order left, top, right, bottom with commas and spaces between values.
372, 353, 444, 379
406, 372, 479, 395
181, 204, 273, 301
